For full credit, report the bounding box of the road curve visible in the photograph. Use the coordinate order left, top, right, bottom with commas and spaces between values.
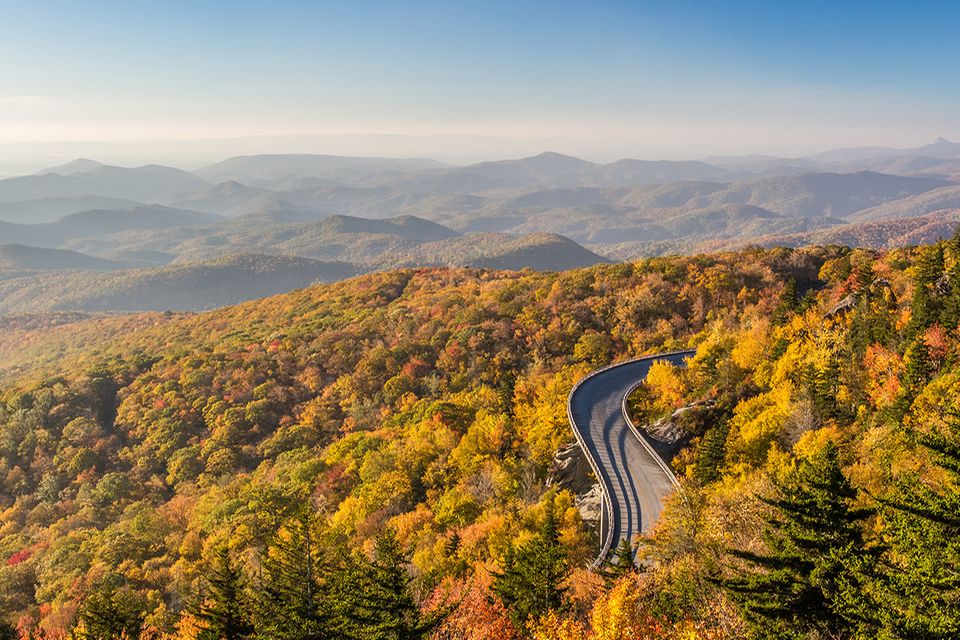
567, 351, 694, 566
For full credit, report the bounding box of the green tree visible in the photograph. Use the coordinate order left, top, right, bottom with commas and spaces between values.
773, 279, 799, 325
721, 442, 878, 639
907, 244, 945, 337
254, 507, 334, 640
492, 501, 569, 630
942, 233, 960, 330
74, 582, 146, 640
877, 408, 960, 638
695, 421, 730, 484
195, 546, 253, 640
352, 528, 444, 640
904, 336, 932, 392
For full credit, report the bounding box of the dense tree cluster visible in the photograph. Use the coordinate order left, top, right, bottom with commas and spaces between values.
0, 236, 957, 638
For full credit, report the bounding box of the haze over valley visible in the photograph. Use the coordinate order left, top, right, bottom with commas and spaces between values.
1, 139, 958, 314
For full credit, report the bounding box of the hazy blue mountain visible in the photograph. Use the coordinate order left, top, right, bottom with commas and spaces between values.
0, 162, 208, 202
700, 208, 960, 253
0, 221, 67, 247
39, 158, 105, 175
848, 185, 960, 222
0, 244, 135, 271
163, 180, 294, 216
0, 195, 143, 224
195, 154, 448, 187
808, 138, 960, 164
53, 205, 220, 237
580, 159, 733, 186
703, 171, 950, 218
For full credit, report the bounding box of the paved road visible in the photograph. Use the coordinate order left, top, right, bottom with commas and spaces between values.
567, 351, 693, 566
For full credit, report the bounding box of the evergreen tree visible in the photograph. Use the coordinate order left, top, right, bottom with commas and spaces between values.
352, 528, 443, 640
812, 357, 843, 420
694, 422, 729, 485
195, 546, 253, 640
254, 507, 334, 640
877, 408, 960, 638
721, 442, 878, 639
942, 238, 960, 330
907, 244, 946, 337
0, 621, 17, 640
74, 582, 146, 640
492, 501, 569, 630
773, 279, 799, 325
853, 261, 875, 293
903, 336, 932, 392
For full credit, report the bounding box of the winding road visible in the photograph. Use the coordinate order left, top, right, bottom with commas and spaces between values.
567, 351, 694, 566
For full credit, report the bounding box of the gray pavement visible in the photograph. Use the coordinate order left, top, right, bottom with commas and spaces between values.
567, 352, 693, 565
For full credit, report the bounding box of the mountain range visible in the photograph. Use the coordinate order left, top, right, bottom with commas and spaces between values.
0, 140, 958, 314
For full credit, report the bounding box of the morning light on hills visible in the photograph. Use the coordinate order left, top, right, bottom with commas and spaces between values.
0, 2, 958, 638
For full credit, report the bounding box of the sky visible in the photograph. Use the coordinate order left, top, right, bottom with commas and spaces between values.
0, 0, 958, 169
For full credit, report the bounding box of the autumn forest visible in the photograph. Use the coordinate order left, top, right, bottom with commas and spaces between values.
0, 230, 954, 639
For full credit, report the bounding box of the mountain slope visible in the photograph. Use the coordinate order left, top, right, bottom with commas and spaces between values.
53, 205, 220, 236
698, 209, 960, 252
0, 195, 143, 224
0, 163, 208, 202
0, 244, 134, 271
704, 171, 951, 218
847, 185, 960, 222
0, 253, 359, 313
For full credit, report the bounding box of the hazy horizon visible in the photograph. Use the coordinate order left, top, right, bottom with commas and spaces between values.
1, 132, 958, 178
2, 1, 958, 174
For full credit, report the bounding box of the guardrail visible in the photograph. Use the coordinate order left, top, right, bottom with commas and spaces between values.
566, 349, 695, 567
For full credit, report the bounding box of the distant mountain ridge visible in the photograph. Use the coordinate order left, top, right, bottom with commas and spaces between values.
0, 146, 958, 315
0, 162, 207, 202
0, 244, 134, 271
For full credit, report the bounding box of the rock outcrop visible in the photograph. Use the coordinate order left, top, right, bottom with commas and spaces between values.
548, 442, 602, 525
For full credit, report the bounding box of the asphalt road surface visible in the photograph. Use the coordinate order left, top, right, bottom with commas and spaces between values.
567, 351, 693, 565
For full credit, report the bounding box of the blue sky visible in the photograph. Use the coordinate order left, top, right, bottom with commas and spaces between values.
0, 0, 958, 164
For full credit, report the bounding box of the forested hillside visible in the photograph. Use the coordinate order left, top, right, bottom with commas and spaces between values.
0, 236, 957, 639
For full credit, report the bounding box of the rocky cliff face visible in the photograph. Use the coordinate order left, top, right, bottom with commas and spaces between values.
548, 442, 602, 526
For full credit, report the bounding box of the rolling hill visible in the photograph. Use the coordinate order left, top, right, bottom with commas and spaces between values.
0, 162, 207, 202
696, 208, 960, 252
847, 185, 960, 222
59, 213, 609, 272
0, 253, 359, 314
52, 205, 220, 236
0, 244, 134, 271
0, 194, 143, 224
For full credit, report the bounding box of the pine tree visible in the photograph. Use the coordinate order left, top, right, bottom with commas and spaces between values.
694, 422, 729, 485
853, 261, 875, 293
0, 621, 17, 640
903, 336, 931, 392
907, 244, 946, 337
492, 501, 569, 629
721, 442, 878, 639
254, 507, 334, 640
74, 582, 146, 640
773, 279, 799, 325
195, 546, 253, 640
877, 408, 960, 638
942, 236, 960, 330
352, 528, 444, 640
